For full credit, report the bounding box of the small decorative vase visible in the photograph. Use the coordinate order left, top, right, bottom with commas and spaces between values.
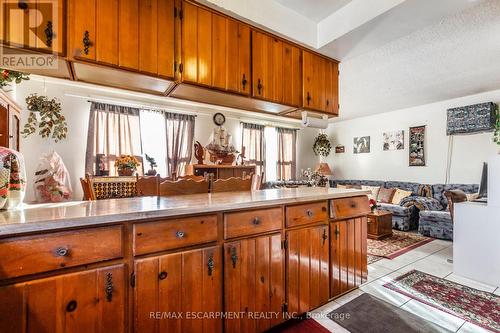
118, 168, 134, 176
146, 169, 157, 176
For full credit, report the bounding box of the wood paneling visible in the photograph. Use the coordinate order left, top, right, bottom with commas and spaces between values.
158, 0, 175, 78
224, 234, 284, 332
0, 226, 123, 279
282, 43, 302, 107
0, 265, 126, 333
330, 218, 367, 298
70, 0, 96, 60
134, 246, 222, 333
118, 0, 139, 70
212, 13, 227, 90
224, 207, 283, 239
139, 0, 158, 74
286, 201, 329, 227
133, 215, 218, 255
96, 0, 118, 65
287, 225, 329, 315
330, 196, 370, 220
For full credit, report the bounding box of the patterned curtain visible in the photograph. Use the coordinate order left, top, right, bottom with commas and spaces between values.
165, 112, 195, 178
277, 127, 297, 181
241, 122, 265, 179
85, 102, 142, 176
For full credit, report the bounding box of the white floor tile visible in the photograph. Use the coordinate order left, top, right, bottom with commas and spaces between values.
366, 264, 393, 283
445, 273, 497, 293
458, 322, 495, 333
333, 289, 364, 306
397, 257, 453, 278
400, 300, 465, 332
313, 300, 341, 314
360, 273, 411, 307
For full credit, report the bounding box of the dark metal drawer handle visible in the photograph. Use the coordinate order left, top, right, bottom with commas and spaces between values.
242, 74, 248, 90
105, 272, 113, 302
207, 255, 214, 276
230, 247, 238, 268
55, 247, 69, 257
252, 217, 261, 225
66, 300, 77, 312
83, 30, 91, 55
306, 210, 313, 218
351, 203, 357, 208
45, 21, 53, 47
257, 79, 263, 95
159, 271, 168, 280
175, 231, 185, 238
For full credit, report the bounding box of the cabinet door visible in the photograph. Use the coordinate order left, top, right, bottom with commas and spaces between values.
231, 22, 251, 95
287, 225, 329, 315
224, 234, 284, 333
251, 30, 268, 99
0, 264, 126, 333
69, 0, 96, 60
157, 0, 175, 78
282, 43, 301, 107
330, 218, 367, 298
302, 50, 315, 110
96, 0, 118, 65
211, 13, 227, 90
2, 0, 36, 48
134, 246, 222, 333
35, 0, 65, 53
139, 0, 158, 74
119, 0, 139, 70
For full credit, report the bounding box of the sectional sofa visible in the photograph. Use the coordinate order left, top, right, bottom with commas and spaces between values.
330, 180, 479, 240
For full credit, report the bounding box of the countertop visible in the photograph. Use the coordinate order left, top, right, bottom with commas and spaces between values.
0, 188, 369, 237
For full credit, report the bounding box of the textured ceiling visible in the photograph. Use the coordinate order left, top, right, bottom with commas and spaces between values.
338, 0, 500, 120
274, 0, 352, 22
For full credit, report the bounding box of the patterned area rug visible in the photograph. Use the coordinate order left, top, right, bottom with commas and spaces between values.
267, 319, 330, 332
384, 270, 500, 333
368, 231, 433, 259
368, 254, 383, 265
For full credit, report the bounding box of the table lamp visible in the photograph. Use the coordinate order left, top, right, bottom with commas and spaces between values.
315, 162, 333, 187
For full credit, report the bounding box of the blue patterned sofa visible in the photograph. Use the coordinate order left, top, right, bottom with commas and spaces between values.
330, 180, 422, 231
418, 184, 479, 240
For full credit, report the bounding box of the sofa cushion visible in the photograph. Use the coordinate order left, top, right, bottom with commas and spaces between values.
419, 210, 451, 223
377, 203, 411, 216
391, 189, 413, 204
400, 196, 444, 211
384, 181, 421, 196
431, 184, 479, 209
362, 185, 380, 201
378, 187, 396, 203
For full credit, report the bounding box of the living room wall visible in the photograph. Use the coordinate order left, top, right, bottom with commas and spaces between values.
326, 88, 500, 185
12, 77, 318, 202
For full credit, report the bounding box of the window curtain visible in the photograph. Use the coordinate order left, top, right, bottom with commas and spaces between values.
85, 102, 142, 176
165, 112, 195, 178
276, 127, 297, 181
241, 122, 265, 178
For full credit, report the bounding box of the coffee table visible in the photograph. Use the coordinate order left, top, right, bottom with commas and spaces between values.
367, 210, 393, 239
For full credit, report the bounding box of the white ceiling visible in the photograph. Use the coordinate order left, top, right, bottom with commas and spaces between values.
273, 0, 352, 22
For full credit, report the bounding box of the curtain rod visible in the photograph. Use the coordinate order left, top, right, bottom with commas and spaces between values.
86, 98, 198, 116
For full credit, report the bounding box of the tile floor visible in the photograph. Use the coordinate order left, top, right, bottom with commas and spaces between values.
311, 239, 499, 333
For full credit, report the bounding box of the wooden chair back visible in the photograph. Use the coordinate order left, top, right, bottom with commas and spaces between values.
178, 174, 206, 181
159, 179, 210, 196
251, 173, 263, 191
136, 175, 160, 196
80, 176, 96, 200
211, 177, 252, 193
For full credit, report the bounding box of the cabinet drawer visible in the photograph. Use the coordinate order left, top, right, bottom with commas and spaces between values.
0, 226, 123, 279
224, 207, 282, 239
133, 215, 218, 255
330, 196, 370, 220
286, 201, 328, 227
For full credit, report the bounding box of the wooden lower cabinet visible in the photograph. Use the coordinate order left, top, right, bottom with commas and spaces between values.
286, 225, 329, 315
134, 245, 222, 333
330, 217, 368, 297
0, 264, 126, 333
224, 234, 284, 333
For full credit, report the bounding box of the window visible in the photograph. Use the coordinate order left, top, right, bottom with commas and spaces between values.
276, 127, 297, 181
140, 111, 167, 177
241, 123, 265, 178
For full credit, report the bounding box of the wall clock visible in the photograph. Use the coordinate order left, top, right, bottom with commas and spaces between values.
213, 113, 226, 126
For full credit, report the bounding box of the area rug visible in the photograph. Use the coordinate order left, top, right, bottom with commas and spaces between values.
328, 293, 452, 333
368, 254, 383, 265
384, 270, 500, 333
267, 318, 330, 332
368, 230, 433, 259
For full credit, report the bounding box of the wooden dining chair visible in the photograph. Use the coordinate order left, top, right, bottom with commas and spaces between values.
80, 176, 96, 200
251, 173, 263, 191
211, 177, 252, 193
159, 179, 210, 196
136, 175, 160, 196
177, 174, 206, 181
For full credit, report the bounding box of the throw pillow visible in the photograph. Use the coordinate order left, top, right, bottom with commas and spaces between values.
378, 187, 396, 203
391, 188, 413, 205
336, 184, 347, 189
466, 193, 479, 201
361, 185, 380, 201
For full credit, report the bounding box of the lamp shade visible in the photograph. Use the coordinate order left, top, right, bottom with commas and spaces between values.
315, 162, 332, 175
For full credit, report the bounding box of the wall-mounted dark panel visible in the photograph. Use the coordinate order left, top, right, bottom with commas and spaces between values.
447, 102, 497, 135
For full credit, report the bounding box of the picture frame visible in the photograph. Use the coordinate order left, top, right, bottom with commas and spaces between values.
409, 126, 426, 166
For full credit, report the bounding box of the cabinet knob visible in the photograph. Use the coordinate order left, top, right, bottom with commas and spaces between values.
105, 272, 113, 302
159, 271, 168, 280
242, 74, 248, 90
55, 247, 69, 257
45, 21, 53, 48
334, 225, 340, 240
83, 30, 91, 55
252, 217, 261, 225
322, 228, 328, 245
230, 247, 238, 268
306, 209, 313, 218
207, 255, 215, 276
175, 231, 185, 238
66, 300, 78, 313
257, 79, 263, 95
306, 92, 312, 105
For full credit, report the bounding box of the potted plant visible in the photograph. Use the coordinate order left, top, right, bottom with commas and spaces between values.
21, 94, 68, 142
313, 133, 332, 157
115, 155, 141, 176
145, 154, 157, 176
0, 69, 29, 89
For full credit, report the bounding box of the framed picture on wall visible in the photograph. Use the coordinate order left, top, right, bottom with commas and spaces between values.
383, 130, 404, 151
409, 126, 426, 166
353, 136, 370, 154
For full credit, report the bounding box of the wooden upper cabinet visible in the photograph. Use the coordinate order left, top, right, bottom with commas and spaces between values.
282, 43, 302, 107
252, 31, 282, 103
69, 0, 174, 77
303, 50, 339, 115
1, 0, 64, 54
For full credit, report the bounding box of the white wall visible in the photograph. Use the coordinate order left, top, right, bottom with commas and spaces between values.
326, 89, 500, 185
13, 78, 319, 202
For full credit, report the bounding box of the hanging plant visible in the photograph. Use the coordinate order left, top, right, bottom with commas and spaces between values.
0, 69, 30, 88
21, 94, 68, 142
313, 133, 332, 157
494, 107, 500, 146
